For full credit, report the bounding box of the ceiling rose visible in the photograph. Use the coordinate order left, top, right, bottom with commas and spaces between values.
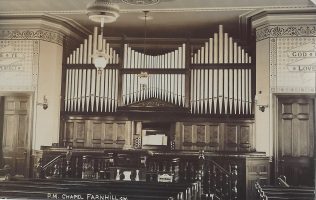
121, 0, 160, 6
87, 0, 120, 23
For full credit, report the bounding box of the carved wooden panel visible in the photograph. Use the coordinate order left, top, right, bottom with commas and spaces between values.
240, 125, 252, 151
65, 122, 74, 141
104, 123, 114, 145
225, 125, 238, 151
75, 122, 85, 147
116, 123, 126, 147
177, 121, 254, 152
183, 125, 193, 150
62, 119, 129, 149
208, 125, 220, 151
92, 122, 102, 147
196, 125, 206, 147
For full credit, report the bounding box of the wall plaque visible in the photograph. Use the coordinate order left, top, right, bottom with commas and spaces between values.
0, 40, 38, 91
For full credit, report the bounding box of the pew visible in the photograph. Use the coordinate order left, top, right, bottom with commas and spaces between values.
255, 182, 315, 200
0, 178, 199, 200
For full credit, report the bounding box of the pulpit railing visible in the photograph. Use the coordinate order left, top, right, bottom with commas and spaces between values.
36, 149, 238, 199
36, 154, 65, 179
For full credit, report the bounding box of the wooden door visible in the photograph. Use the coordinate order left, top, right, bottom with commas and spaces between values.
277, 96, 315, 186
2, 96, 30, 177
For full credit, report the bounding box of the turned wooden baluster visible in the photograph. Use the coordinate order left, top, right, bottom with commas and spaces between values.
183, 161, 188, 181
35, 158, 44, 179
223, 174, 230, 199
211, 165, 217, 194
231, 165, 238, 200
53, 160, 61, 178
75, 156, 79, 178
206, 163, 212, 194
190, 162, 195, 181
82, 156, 87, 179
162, 161, 167, 172
91, 159, 95, 179
65, 150, 72, 178
218, 171, 223, 195
65, 160, 71, 178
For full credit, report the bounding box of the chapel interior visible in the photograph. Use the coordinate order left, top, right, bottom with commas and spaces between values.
0, 0, 315, 199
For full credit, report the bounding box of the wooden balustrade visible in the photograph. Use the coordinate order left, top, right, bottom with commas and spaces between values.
203, 159, 237, 200
36, 148, 243, 200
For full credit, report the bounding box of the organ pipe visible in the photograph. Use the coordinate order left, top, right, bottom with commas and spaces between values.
65, 25, 253, 115
190, 25, 253, 115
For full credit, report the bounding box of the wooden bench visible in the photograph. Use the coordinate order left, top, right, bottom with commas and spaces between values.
255, 182, 315, 200
0, 178, 200, 200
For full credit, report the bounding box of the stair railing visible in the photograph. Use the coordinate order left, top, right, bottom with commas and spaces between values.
200, 151, 238, 200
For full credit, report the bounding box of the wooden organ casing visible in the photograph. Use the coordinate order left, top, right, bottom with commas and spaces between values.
61, 25, 255, 151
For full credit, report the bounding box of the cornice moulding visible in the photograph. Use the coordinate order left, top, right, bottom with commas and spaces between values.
0, 14, 89, 42
251, 12, 316, 29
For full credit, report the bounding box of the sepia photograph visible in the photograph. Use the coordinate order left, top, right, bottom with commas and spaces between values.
0, 0, 315, 199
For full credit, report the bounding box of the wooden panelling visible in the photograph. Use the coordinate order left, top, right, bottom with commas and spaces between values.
208, 125, 220, 151
177, 120, 254, 152
92, 122, 102, 147
2, 96, 30, 177
277, 96, 315, 186
104, 123, 114, 144
225, 125, 238, 151
62, 119, 130, 149
116, 123, 126, 147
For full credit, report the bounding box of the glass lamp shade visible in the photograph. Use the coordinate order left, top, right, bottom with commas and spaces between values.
139, 76, 148, 85
94, 56, 108, 69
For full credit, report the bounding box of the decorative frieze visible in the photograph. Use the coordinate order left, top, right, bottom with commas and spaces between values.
256, 25, 316, 41
0, 29, 64, 46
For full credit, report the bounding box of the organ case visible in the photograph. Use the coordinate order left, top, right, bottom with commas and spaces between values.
61, 25, 255, 152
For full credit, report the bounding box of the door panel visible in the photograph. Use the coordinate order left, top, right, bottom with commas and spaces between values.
277, 96, 314, 186
2, 96, 29, 177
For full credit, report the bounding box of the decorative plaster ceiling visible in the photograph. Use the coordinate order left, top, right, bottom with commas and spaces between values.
0, 0, 315, 39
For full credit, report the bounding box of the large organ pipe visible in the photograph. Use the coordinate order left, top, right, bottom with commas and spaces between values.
72, 50, 76, 64
76, 48, 79, 64
100, 70, 104, 112
209, 38, 213, 64
218, 69, 223, 114
205, 42, 209, 64
79, 44, 83, 64
88, 35, 93, 64
209, 69, 213, 114
204, 69, 208, 114
65, 70, 70, 111
92, 27, 98, 63
233, 69, 238, 114
71, 69, 75, 111
214, 33, 218, 64
95, 70, 100, 112
69, 55, 73, 64
81, 69, 86, 112
78, 69, 82, 111
83, 39, 88, 64
86, 70, 91, 112
219, 25, 223, 64
238, 69, 242, 114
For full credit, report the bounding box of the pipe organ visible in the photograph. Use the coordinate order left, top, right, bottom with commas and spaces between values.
64, 27, 119, 112
190, 25, 252, 115
63, 25, 254, 115
122, 44, 186, 106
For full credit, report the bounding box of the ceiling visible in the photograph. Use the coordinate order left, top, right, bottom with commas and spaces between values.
0, 0, 315, 39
